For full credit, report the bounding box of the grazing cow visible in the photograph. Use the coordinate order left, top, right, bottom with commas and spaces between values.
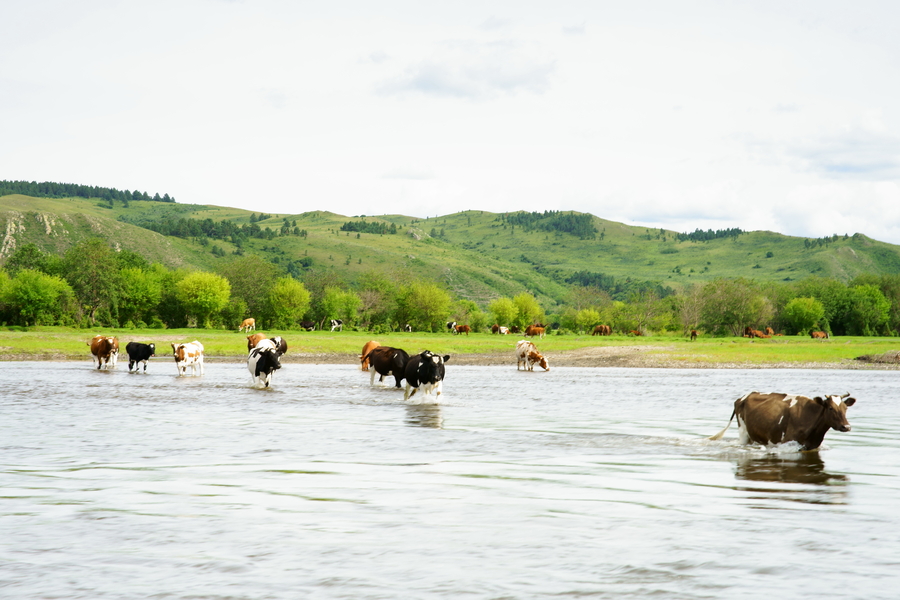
516, 340, 550, 371
403, 324, 412, 333
239, 318, 255, 333
247, 333, 267, 352
765, 327, 775, 336
247, 343, 281, 388
454, 324, 471, 336
525, 325, 546, 339
330, 319, 343, 332
171, 341, 204, 376
592, 324, 611, 336
811, 331, 829, 339
88, 335, 119, 370
403, 350, 451, 401
365, 346, 410, 388
499, 326, 510, 335
491, 324, 500, 334
299, 321, 316, 331
125, 342, 155, 373
709, 391, 856, 451
744, 326, 753, 337
629, 330, 643, 336
359, 340, 380, 371
509, 325, 520, 334
690, 329, 698, 341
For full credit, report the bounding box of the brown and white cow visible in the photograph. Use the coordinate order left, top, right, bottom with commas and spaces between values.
172, 341, 204, 376
247, 333, 267, 352
239, 318, 256, 333
515, 340, 549, 371
709, 391, 856, 451
88, 335, 119, 370
359, 340, 381, 371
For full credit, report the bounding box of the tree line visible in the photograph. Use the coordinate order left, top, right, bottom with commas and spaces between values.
1, 240, 899, 337
0, 180, 174, 204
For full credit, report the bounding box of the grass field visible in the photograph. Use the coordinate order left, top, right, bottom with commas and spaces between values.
2, 326, 898, 368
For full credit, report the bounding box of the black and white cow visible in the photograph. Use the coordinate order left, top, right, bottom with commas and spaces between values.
247, 339, 282, 388
403, 350, 450, 401
270, 335, 288, 355
125, 342, 155, 373
330, 319, 343, 332
299, 321, 316, 331
446, 321, 457, 332
402, 324, 412, 332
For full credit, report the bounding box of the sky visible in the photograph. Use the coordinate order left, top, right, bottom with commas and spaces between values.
4, 1, 900, 243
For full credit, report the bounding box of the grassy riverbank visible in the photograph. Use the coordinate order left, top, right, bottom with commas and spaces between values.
1, 327, 898, 368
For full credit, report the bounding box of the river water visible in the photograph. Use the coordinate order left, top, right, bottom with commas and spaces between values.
2, 360, 899, 599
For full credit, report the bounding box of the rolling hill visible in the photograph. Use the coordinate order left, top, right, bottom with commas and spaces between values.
2, 193, 899, 307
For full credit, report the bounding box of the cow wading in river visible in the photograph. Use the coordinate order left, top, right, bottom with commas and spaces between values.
89, 335, 119, 370
364, 346, 410, 388
247, 338, 282, 388
125, 342, 155, 373
172, 341, 204, 376
403, 350, 450, 401
709, 391, 856, 451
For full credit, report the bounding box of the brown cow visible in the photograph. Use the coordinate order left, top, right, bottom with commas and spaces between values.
365, 346, 410, 388
811, 331, 829, 339
239, 318, 256, 333
765, 327, 775, 336
491, 324, 500, 334
629, 330, 643, 336
247, 333, 267, 352
359, 340, 380, 371
592, 324, 611, 336
454, 324, 471, 336
88, 335, 119, 370
744, 326, 753, 337
525, 325, 546, 339
690, 329, 698, 341
709, 391, 856, 451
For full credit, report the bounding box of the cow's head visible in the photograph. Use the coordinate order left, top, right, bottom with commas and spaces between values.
417, 351, 450, 383
815, 393, 856, 432
148, 343, 156, 356
171, 343, 184, 362
529, 351, 549, 371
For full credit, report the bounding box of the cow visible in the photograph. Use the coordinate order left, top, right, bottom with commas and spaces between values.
172, 341, 204, 376
247, 343, 281, 388
330, 319, 343, 332
239, 318, 255, 333
499, 326, 510, 334
509, 326, 521, 334
402, 324, 412, 333
454, 324, 471, 336
744, 326, 753, 337
690, 329, 698, 341
516, 340, 549, 371
247, 333, 268, 352
364, 346, 410, 388
403, 350, 450, 401
270, 335, 288, 355
491, 324, 500, 334
811, 331, 829, 339
592, 324, 611, 336
359, 340, 380, 371
709, 391, 856, 451
525, 325, 546, 339
765, 327, 775, 336
300, 321, 316, 331
446, 321, 457, 332
125, 342, 155, 373
629, 330, 643, 336
88, 335, 119, 370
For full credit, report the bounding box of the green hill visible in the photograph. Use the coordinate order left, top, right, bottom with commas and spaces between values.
2, 193, 899, 306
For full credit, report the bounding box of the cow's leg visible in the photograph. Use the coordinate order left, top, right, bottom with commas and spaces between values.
370, 369, 377, 386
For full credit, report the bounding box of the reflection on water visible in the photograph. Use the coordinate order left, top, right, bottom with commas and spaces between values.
405, 403, 443, 428
731, 452, 850, 505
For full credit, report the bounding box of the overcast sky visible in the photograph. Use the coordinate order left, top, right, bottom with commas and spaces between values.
4, 1, 900, 243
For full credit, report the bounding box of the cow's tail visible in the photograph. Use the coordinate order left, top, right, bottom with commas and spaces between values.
709, 410, 736, 441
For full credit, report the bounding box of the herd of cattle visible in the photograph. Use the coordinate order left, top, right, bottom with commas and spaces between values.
85, 319, 858, 451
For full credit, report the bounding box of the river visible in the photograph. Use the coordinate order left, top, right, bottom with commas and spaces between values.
2, 360, 899, 599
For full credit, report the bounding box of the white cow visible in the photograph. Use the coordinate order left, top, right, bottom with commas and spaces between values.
515, 340, 550, 371
172, 341, 204, 376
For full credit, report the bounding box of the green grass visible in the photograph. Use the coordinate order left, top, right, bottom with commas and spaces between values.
2, 326, 897, 366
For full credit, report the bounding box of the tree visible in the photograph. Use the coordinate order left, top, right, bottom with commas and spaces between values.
320, 287, 361, 327
175, 271, 231, 328
4, 243, 61, 276
700, 278, 773, 336
512, 293, 544, 328
677, 284, 704, 334
118, 267, 163, 326
218, 255, 280, 317
2, 269, 75, 326
574, 308, 601, 333
62, 239, 122, 324
488, 297, 518, 326
264, 278, 311, 329
845, 284, 890, 336
395, 282, 452, 332
781, 297, 825, 335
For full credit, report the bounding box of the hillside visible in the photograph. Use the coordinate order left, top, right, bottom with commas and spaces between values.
2, 194, 899, 306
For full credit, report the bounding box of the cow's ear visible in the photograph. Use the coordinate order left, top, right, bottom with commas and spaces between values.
442, 355, 450, 363
844, 397, 856, 407
814, 396, 827, 406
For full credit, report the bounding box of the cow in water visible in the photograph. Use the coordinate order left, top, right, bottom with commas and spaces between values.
709, 391, 856, 451
359, 340, 380, 371
247, 333, 267, 351
364, 346, 410, 388
247, 339, 282, 388
403, 350, 450, 401
89, 335, 119, 370
172, 341, 204, 376
239, 318, 256, 332
125, 342, 155, 373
